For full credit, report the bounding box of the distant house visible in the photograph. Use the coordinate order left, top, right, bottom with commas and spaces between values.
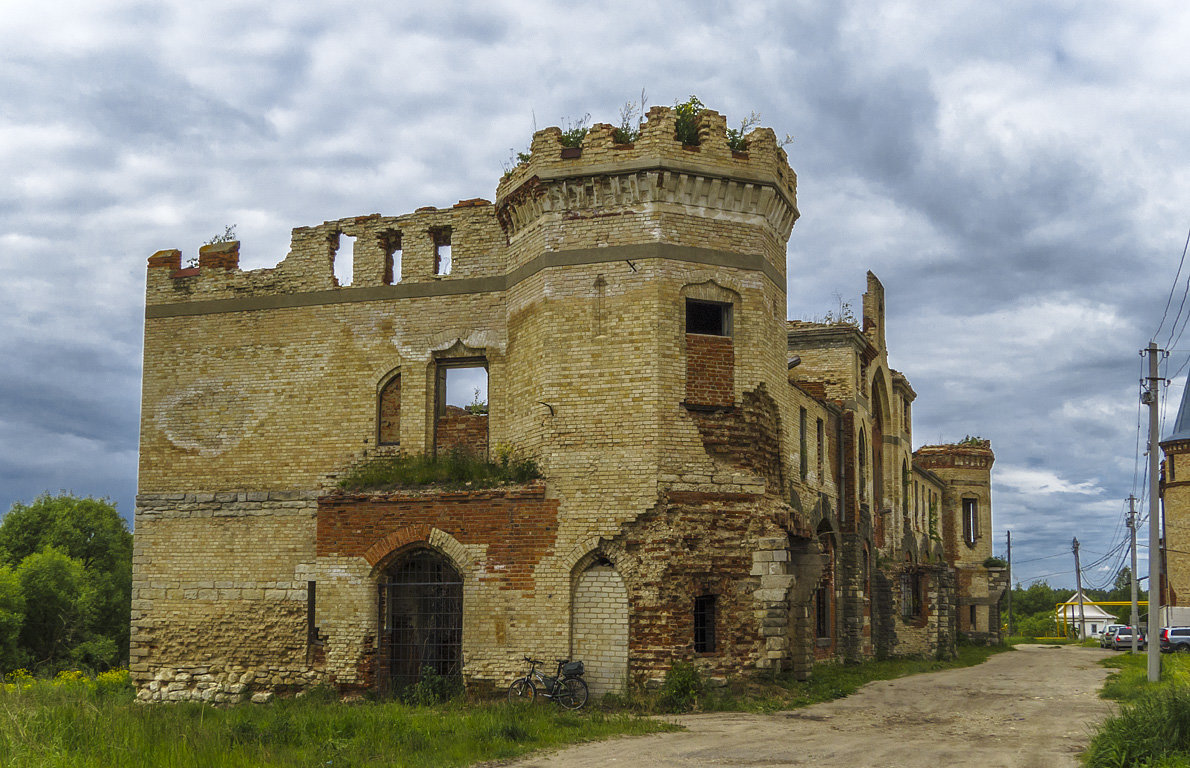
1059, 591, 1118, 638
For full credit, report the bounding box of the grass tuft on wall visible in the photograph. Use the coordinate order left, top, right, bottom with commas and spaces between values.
338, 448, 540, 491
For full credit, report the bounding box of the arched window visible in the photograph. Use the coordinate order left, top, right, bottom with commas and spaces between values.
378, 373, 401, 445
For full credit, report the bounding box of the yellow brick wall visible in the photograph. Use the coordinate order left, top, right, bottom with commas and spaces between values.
571, 564, 629, 697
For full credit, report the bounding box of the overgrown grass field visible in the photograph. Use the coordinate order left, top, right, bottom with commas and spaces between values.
0, 671, 672, 768
1084, 653, 1190, 767
0, 645, 1007, 767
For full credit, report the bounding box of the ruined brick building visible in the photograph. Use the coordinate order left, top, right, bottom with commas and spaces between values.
133, 105, 1006, 703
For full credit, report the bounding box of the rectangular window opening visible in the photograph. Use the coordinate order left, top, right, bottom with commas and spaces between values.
969, 604, 977, 630
816, 418, 825, 480
439, 364, 488, 417
383, 230, 402, 285
799, 408, 808, 481
901, 573, 922, 617
693, 594, 717, 653
685, 299, 731, 336
307, 580, 318, 645
434, 359, 489, 459
433, 228, 452, 276
815, 584, 831, 639
963, 498, 978, 545
334, 233, 356, 286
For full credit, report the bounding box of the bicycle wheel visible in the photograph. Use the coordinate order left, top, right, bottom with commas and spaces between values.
507, 678, 536, 704
556, 677, 588, 710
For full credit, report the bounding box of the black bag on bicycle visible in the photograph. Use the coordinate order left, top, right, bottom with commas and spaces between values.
561, 660, 584, 678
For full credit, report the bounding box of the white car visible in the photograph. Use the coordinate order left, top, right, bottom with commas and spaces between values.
1100, 625, 1126, 648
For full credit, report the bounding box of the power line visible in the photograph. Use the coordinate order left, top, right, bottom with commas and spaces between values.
1153, 225, 1190, 341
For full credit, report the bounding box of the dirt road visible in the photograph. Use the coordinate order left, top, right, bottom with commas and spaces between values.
509, 645, 1117, 768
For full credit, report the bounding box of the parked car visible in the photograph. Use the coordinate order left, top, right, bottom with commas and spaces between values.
1100, 624, 1126, 647
1160, 627, 1190, 652
1110, 626, 1146, 650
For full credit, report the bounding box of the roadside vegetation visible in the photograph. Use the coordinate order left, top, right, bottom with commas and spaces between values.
1084, 653, 1190, 767
0, 670, 673, 768
1007, 573, 1144, 640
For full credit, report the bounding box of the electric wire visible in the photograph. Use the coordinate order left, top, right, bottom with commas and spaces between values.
1153, 225, 1190, 342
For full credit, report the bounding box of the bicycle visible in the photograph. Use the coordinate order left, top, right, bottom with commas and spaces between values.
507, 656, 589, 710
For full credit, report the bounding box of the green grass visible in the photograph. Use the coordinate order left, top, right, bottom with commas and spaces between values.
338, 449, 540, 492
603, 643, 1010, 714
1084, 653, 1190, 767
0, 675, 673, 768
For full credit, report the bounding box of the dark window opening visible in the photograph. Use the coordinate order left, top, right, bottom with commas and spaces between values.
815, 583, 831, 639
307, 580, 318, 645
969, 604, 977, 630
963, 498, 979, 545
816, 418, 825, 480
693, 594, 717, 653
685, 299, 731, 336
799, 408, 808, 481
901, 460, 910, 523
858, 431, 867, 501
382, 230, 402, 285
901, 572, 922, 617
433, 228, 452, 275
379, 549, 463, 697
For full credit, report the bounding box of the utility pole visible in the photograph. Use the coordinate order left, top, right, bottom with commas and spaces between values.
1145, 341, 1163, 682
1073, 537, 1086, 640
1129, 495, 1140, 654
1006, 531, 1013, 637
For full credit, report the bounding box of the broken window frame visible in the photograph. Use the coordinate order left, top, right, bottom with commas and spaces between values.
432, 227, 452, 276
382, 230, 402, 285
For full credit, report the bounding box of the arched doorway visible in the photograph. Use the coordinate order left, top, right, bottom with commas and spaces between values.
378, 548, 463, 696
571, 558, 628, 697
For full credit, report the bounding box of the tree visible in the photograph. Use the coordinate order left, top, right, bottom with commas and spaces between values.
17, 548, 85, 667
0, 494, 132, 671
0, 566, 25, 670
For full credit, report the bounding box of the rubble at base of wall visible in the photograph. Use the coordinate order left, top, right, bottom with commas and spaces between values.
136, 665, 325, 704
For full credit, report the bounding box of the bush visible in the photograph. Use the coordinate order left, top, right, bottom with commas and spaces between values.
1085, 685, 1190, 767
400, 667, 463, 706
659, 662, 703, 713
673, 96, 705, 146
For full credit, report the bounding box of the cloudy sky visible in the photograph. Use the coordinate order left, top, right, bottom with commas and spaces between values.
3, 0, 1188, 590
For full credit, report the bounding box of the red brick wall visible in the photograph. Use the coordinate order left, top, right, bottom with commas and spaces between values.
685, 333, 734, 407
435, 407, 488, 457
316, 485, 557, 592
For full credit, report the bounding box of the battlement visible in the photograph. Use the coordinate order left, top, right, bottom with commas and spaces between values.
914, 441, 995, 471
145, 202, 503, 308
145, 102, 798, 312
495, 105, 798, 246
